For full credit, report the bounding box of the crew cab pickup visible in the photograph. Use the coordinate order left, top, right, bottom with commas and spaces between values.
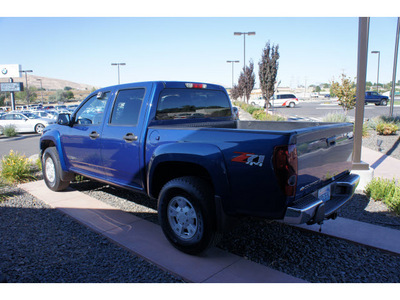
40, 81, 359, 254
365, 91, 389, 106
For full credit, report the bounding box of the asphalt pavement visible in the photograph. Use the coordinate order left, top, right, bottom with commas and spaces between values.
0, 134, 41, 159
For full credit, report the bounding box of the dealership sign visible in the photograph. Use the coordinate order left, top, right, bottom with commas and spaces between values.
0, 82, 24, 92
0, 64, 22, 78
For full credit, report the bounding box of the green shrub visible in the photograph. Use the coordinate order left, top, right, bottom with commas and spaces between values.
233, 100, 287, 121
0, 150, 36, 184
379, 115, 400, 125
365, 178, 400, 214
3, 125, 17, 137
322, 113, 350, 123
376, 122, 398, 135
35, 157, 42, 172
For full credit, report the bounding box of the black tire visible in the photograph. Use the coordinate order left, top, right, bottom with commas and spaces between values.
42, 147, 70, 191
288, 102, 295, 108
158, 176, 220, 255
380, 99, 388, 106
35, 123, 45, 134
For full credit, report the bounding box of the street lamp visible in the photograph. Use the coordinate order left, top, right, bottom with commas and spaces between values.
111, 63, 126, 84
234, 32, 256, 73
226, 60, 239, 89
234, 32, 255, 101
371, 50, 380, 92
37, 79, 44, 106
20, 69, 33, 106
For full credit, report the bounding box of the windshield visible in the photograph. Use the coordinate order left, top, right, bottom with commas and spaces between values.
23, 113, 40, 119
156, 89, 232, 120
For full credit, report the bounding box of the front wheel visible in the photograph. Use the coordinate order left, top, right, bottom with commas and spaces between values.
288, 102, 295, 108
380, 99, 388, 106
158, 176, 220, 255
42, 147, 70, 191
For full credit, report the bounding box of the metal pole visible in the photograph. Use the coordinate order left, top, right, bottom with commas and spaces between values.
377, 52, 380, 92
390, 17, 400, 117
25, 72, 29, 105
118, 64, 120, 85
9, 78, 16, 111
353, 17, 370, 169
37, 79, 44, 105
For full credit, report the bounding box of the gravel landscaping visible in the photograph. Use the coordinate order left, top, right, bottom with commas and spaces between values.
362, 129, 400, 160
0, 186, 182, 283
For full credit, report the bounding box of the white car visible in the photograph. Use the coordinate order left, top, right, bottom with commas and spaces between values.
250, 94, 299, 108
269, 94, 299, 108
0, 112, 55, 134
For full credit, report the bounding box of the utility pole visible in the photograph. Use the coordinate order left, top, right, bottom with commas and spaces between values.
20, 70, 33, 106
390, 17, 400, 117
226, 60, 239, 89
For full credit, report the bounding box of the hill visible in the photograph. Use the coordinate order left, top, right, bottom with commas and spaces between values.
0, 75, 97, 91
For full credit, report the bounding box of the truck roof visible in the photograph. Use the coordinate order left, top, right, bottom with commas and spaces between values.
102, 81, 227, 92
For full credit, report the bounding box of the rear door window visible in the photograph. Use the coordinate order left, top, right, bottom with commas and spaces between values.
156, 89, 232, 120
110, 89, 145, 126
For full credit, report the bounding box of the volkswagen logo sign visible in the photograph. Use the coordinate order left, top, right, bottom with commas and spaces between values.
1, 68, 7, 75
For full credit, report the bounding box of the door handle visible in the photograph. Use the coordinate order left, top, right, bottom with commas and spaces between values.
123, 133, 138, 143
89, 131, 100, 140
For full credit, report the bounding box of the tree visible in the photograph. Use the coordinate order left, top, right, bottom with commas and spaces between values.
230, 85, 242, 101
314, 86, 321, 93
258, 41, 280, 112
330, 74, 356, 114
243, 60, 256, 103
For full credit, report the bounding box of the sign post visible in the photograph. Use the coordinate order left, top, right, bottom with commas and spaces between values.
0, 79, 24, 111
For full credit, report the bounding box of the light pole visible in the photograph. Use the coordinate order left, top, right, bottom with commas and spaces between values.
111, 63, 126, 84
37, 79, 44, 106
234, 32, 255, 102
226, 60, 239, 89
20, 69, 33, 106
371, 50, 380, 92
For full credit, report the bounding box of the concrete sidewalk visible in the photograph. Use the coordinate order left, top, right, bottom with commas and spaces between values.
361, 146, 400, 181
19, 180, 306, 283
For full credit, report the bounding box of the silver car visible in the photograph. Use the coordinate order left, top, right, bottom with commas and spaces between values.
0, 112, 55, 134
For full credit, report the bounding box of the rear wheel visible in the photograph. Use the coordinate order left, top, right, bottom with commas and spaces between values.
42, 147, 70, 191
35, 123, 45, 134
288, 102, 295, 108
158, 176, 220, 254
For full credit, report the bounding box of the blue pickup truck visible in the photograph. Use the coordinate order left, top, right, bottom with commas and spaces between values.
365, 91, 389, 106
40, 81, 359, 254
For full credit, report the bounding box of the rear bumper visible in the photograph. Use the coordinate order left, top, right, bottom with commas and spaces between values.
283, 173, 360, 225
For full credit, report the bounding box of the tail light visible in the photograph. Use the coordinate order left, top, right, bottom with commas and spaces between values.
272, 144, 298, 197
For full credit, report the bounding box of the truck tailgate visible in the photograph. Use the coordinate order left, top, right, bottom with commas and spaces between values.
295, 123, 354, 199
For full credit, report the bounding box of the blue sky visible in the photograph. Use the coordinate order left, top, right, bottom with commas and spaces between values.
1, 16, 399, 89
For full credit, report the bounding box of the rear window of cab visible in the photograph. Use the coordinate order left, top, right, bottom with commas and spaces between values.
156, 89, 232, 120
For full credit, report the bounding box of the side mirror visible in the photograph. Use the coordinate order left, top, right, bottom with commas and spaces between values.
57, 113, 71, 126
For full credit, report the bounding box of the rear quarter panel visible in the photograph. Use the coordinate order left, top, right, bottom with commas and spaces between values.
146, 126, 291, 219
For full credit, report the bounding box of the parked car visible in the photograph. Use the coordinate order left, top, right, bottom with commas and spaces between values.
0, 112, 55, 134
33, 110, 55, 119
269, 94, 299, 108
232, 106, 239, 120
67, 104, 79, 112
40, 81, 359, 254
251, 94, 299, 108
364, 91, 389, 106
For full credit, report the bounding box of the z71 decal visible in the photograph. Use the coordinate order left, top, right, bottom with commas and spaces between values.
231, 152, 265, 167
